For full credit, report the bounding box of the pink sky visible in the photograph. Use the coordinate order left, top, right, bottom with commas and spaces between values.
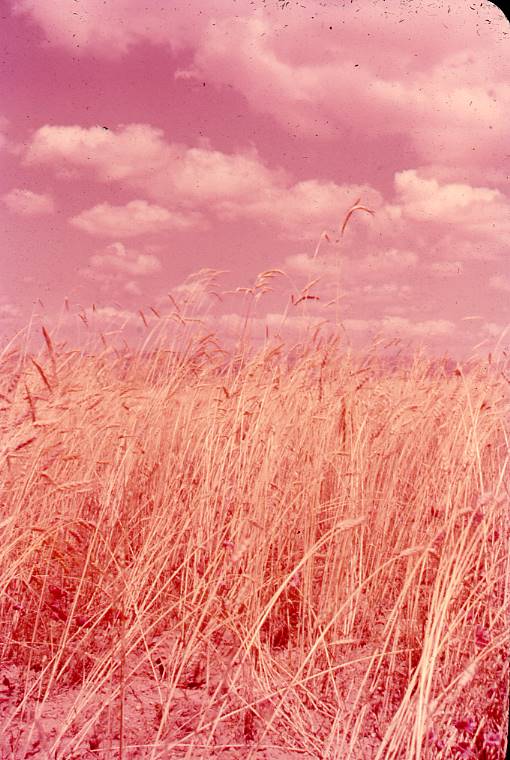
1, 0, 509, 356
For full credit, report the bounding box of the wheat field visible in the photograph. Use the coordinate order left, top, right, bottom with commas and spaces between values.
0, 318, 508, 759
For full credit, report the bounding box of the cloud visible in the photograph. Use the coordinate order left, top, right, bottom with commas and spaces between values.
430, 236, 500, 263
393, 170, 503, 223
25, 123, 169, 182
285, 247, 417, 281
383, 170, 510, 247
430, 261, 464, 277
218, 311, 455, 341
360, 248, 418, 272
284, 253, 332, 278
480, 322, 509, 339
24, 123, 381, 236
170, 268, 229, 309
124, 280, 142, 296
15, 0, 500, 67
217, 179, 382, 239
14, 1, 508, 177
79, 242, 162, 297
173, 280, 213, 305
92, 305, 135, 322
344, 316, 455, 338
89, 241, 161, 275
382, 317, 455, 337
0, 115, 9, 151
28, 123, 507, 253
70, 200, 200, 237
189, 6, 508, 172
354, 283, 412, 302
169, 144, 285, 203
25, 124, 285, 204
1, 188, 55, 215
12, 0, 233, 58
218, 311, 325, 337
0, 301, 21, 320
489, 275, 510, 293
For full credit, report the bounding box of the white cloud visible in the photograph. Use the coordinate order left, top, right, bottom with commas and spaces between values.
344, 316, 455, 337
173, 280, 213, 304
382, 316, 455, 337
379, 170, 510, 249
431, 237, 500, 262
24, 123, 382, 237
285, 248, 417, 281
92, 305, 135, 322
124, 280, 142, 296
25, 124, 285, 204
284, 253, 331, 278
430, 261, 464, 276
480, 322, 509, 338
0, 302, 21, 320
355, 283, 412, 301
394, 170, 502, 222
360, 248, 418, 272
25, 123, 168, 182
0, 115, 9, 151
2, 188, 55, 215
12, 0, 232, 58
13, 1, 509, 176
170, 144, 285, 203
190, 7, 508, 172
70, 200, 200, 237
218, 311, 324, 337
489, 275, 510, 293
89, 241, 161, 275
216, 180, 382, 239
79, 242, 163, 296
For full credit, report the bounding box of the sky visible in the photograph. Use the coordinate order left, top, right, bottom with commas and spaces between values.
0, 0, 509, 357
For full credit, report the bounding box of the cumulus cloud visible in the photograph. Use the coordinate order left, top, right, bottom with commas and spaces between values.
360, 248, 418, 272
430, 261, 464, 276
13, 1, 508, 176
92, 305, 135, 322
169, 144, 285, 202
285, 247, 417, 280
24, 123, 382, 237
430, 236, 500, 263
382, 170, 510, 247
489, 275, 510, 293
173, 280, 213, 305
218, 312, 455, 342
11, 0, 232, 58
25, 123, 508, 253
1, 188, 55, 215
393, 170, 503, 223
344, 316, 455, 338
89, 241, 161, 275
25, 124, 285, 204
480, 322, 508, 339
124, 280, 142, 296
25, 123, 169, 182
190, 6, 508, 173
218, 311, 325, 337
70, 200, 200, 237
284, 253, 332, 278
0, 115, 10, 151
14, 0, 501, 67
217, 179, 382, 239
79, 242, 162, 297
354, 283, 412, 302
0, 301, 21, 320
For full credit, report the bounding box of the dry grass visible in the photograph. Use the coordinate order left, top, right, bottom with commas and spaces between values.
0, 323, 508, 759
